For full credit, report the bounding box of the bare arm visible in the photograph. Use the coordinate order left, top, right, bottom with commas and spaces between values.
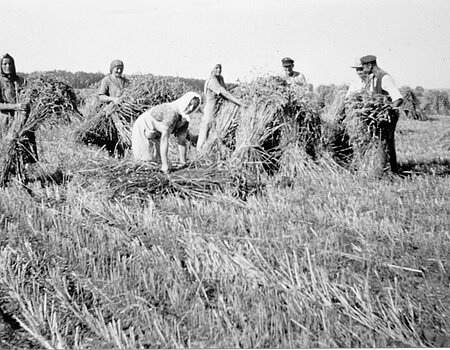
209, 78, 244, 107
221, 89, 245, 107
159, 130, 170, 173
0, 102, 27, 112
392, 98, 403, 108
98, 95, 119, 104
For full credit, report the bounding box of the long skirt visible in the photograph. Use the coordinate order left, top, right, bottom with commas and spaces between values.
131, 116, 161, 162
196, 100, 215, 151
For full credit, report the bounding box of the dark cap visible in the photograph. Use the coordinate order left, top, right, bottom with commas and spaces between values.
360, 55, 377, 64
282, 57, 294, 67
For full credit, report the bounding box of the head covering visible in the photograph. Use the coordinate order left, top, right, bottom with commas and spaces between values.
282, 57, 294, 67
205, 63, 226, 95
1, 53, 17, 78
109, 59, 124, 73
209, 63, 222, 75
360, 55, 377, 64
351, 58, 363, 69
169, 92, 201, 122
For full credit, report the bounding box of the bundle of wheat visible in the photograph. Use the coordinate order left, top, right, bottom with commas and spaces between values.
318, 89, 355, 166
18, 74, 81, 126
80, 158, 261, 201
203, 75, 321, 174
76, 81, 101, 107
0, 75, 81, 186
74, 74, 194, 155
399, 86, 427, 120
315, 84, 349, 111
420, 90, 450, 116
343, 92, 397, 176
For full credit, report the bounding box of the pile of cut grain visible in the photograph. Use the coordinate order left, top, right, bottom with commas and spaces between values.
80, 158, 262, 201
318, 88, 353, 166
202, 76, 321, 175
343, 91, 396, 176
0, 74, 80, 186
74, 74, 194, 155
419, 89, 450, 116
399, 86, 427, 120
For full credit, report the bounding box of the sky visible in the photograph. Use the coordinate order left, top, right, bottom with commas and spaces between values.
0, 0, 449, 89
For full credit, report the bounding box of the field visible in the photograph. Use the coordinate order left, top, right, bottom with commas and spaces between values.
0, 108, 449, 347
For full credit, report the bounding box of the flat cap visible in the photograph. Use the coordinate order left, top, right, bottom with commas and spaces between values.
282, 57, 294, 66
360, 55, 377, 64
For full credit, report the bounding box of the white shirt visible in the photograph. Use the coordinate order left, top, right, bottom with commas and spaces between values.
345, 78, 367, 97
282, 71, 307, 86
368, 73, 403, 102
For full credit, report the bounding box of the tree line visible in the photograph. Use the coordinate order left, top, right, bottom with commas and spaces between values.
19, 70, 207, 91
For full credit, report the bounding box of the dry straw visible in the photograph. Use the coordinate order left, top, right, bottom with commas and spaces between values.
419, 89, 450, 116
318, 87, 354, 166
74, 74, 194, 155
202, 76, 321, 175
343, 91, 396, 176
79, 158, 262, 201
399, 86, 427, 121
0, 74, 80, 186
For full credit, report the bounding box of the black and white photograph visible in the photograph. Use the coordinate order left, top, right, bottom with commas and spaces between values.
0, 0, 449, 348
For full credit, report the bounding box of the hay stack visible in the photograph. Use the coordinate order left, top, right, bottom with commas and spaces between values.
315, 84, 349, 111
202, 76, 321, 175
318, 88, 354, 166
0, 74, 80, 186
420, 90, 450, 116
343, 92, 397, 176
399, 86, 427, 120
74, 74, 194, 155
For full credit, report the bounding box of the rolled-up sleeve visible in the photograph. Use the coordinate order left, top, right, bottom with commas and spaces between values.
382, 75, 403, 102
98, 77, 109, 96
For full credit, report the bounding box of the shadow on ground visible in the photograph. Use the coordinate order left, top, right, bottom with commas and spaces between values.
35, 168, 73, 186
399, 159, 450, 177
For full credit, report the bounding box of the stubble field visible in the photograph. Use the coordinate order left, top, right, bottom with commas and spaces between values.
0, 111, 449, 348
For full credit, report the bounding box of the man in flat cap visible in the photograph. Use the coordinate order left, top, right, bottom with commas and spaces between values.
281, 57, 307, 87
360, 54, 403, 173
345, 59, 369, 97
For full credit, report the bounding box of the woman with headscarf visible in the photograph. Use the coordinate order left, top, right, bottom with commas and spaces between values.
132, 92, 201, 173
98, 59, 128, 105
0, 53, 38, 165
196, 63, 244, 151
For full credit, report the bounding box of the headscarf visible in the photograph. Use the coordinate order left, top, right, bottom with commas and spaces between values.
210, 63, 222, 75
109, 59, 124, 74
168, 92, 201, 122
204, 63, 226, 95
1, 53, 17, 79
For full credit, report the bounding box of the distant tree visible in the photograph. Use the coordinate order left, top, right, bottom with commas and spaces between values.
414, 86, 425, 97
18, 70, 104, 89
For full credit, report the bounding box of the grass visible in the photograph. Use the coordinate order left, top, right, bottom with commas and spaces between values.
0, 112, 449, 348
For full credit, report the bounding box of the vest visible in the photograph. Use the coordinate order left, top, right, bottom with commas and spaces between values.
373, 70, 389, 95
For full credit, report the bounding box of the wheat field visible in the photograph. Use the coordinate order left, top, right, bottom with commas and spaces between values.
0, 107, 449, 348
